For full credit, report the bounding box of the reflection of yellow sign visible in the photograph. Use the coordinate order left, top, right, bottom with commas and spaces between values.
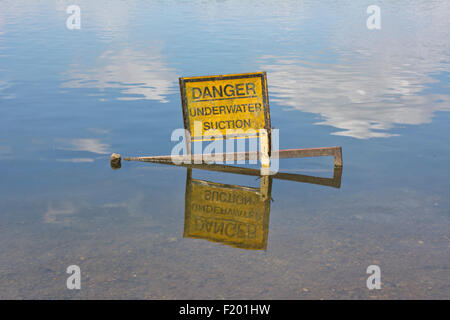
184, 171, 271, 250
179, 72, 271, 141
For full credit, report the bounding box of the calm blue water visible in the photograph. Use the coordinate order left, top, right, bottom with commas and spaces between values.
0, 0, 449, 299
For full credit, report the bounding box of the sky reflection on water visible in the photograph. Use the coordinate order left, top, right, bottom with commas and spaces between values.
0, 0, 449, 299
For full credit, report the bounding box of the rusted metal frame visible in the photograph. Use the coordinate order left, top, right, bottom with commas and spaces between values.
123, 146, 343, 167
134, 160, 342, 189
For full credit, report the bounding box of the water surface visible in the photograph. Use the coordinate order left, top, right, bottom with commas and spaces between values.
0, 0, 449, 299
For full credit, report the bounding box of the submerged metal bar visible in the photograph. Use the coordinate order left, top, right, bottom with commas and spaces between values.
123, 146, 343, 167
130, 160, 342, 188
124, 151, 256, 163
272, 147, 342, 167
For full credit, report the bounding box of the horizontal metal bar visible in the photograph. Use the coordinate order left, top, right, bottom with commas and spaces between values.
124, 146, 343, 167
147, 161, 342, 188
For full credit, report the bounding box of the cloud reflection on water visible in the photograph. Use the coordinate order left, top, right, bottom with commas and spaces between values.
260, 2, 450, 139
262, 58, 449, 139
56, 138, 110, 154
63, 48, 178, 103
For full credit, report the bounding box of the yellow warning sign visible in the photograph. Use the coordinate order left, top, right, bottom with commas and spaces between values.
179, 72, 270, 141
183, 175, 271, 250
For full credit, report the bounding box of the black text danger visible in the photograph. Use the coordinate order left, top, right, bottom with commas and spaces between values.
191, 83, 256, 100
